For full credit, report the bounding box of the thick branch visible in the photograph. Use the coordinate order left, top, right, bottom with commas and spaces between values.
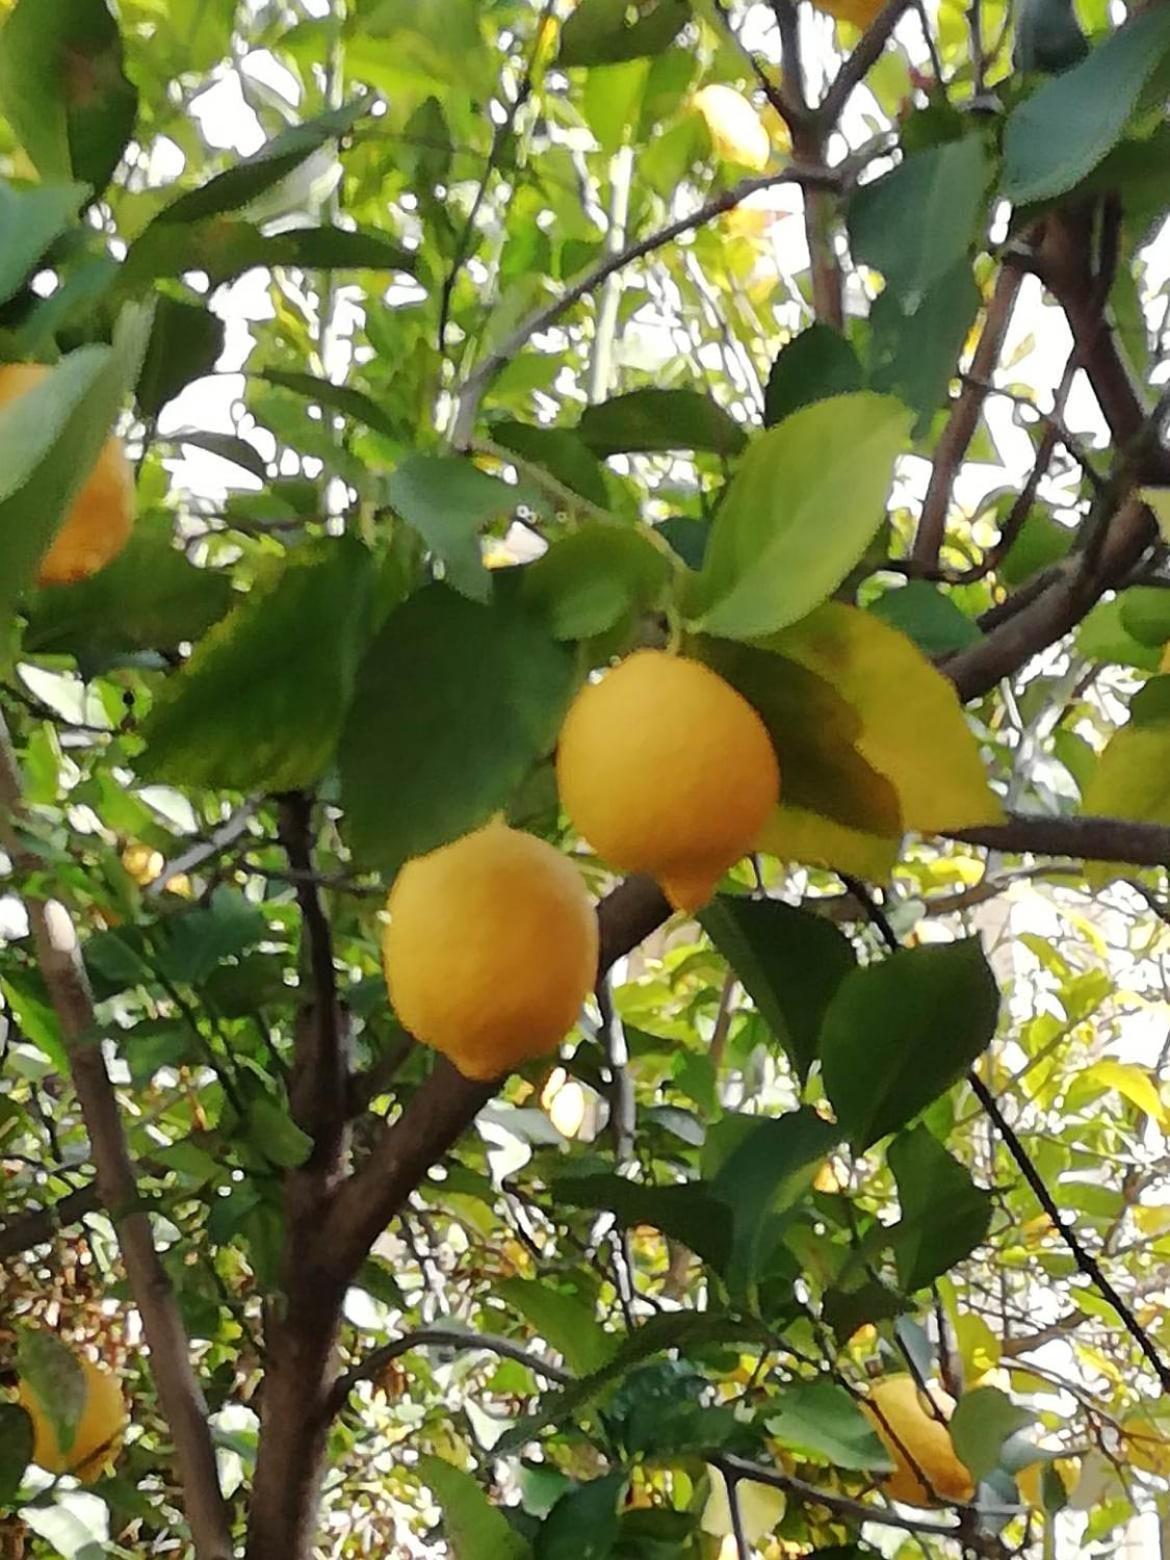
947, 812, 1170, 868
0, 1183, 101, 1262
0, 714, 230, 1560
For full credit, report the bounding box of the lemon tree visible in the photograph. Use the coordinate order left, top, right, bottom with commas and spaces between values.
3, 2, 1170, 1559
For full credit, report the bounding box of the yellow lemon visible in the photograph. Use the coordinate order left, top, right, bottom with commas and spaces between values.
862, 1376, 975, 1507
382, 820, 598, 1081
18, 1353, 127, 1483
693, 85, 772, 172
0, 363, 135, 588
810, 0, 885, 27
556, 650, 780, 912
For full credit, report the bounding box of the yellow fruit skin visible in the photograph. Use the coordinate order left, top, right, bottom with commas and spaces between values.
863, 1377, 975, 1508
0, 363, 135, 588
382, 821, 598, 1081
556, 651, 780, 913
18, 1356, 127, 1483
811, 0, 884, 26
693, 85, 771, 172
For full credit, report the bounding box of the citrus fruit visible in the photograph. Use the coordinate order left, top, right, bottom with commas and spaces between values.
0, 362, 135, 588
862, 1375, 974, 1507
693, 85, 772, 172
18, 1352, 127, 1482
810, 0, 885, 27
555, 650, 780, 912
382, 820, 598, 1081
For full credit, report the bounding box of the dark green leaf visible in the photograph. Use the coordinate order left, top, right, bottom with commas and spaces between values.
417, 1455, 532, 1560
23, 513, 233, 658
820, 939, 1000, 1149
385, 454, 517, 602
246, 1099, 314, 1170
551, 1173, 731, 1270
710, 1109, 839, 1297
0, 304, 151, 617
496, 1277, 616, 1376
139, 536, 375, 792
159, 888, 267, 987
340, 584, 574, 872
577, 388, 745, 458
763, 1382, 892, 1471
692, 395, 911, 638
0, 0, 137, 192
822, 1280, 906, 1341
137, 294, 225, 418
492, 422, 611, 507
888, 1125, 992, 1290
1, 971, 68, 1072
261, 368, 399, 441
521, 526, 672, 640
700, 896, 857, 1081
867, 582, 982, 655
1002, 6, 1170, 203
536, 1471, 626, 1560
157, 101, 368, 224
0, 1402, 33, 1505
174, 431, 269, 483
558, 0, 691, 67
848, 138, 989, 310
16, 1330, 85, 1457
656, 515, 709, 569
0, 179, 87, 306
950, 1387, 1033, 1483
764, 324, 865, 428
868, 260, 981, 436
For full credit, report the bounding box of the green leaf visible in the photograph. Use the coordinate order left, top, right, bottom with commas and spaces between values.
868, 260, 981, 436
173, 430, 269, 483
552, 1174, 731, 1270
139, 536, 375, 792
950, 1387, 1032, 1483
999, 509, 1073, 587
247, 1098, 314, 1170
261, 368, 400, 441
0, 178, 87, 306
417, 1455, 533, 1560
23, 513, 233, 658
887, 1126, 992, 1290
699, 896, 857, 1081
763, 325, 865, 429
820, 939, 1000, 1150
1, 971, 68, 1072
156, 100, 368, 224
339, 584, 574, 872
496, 1277, 616, 1377
0, 0, 137, 192
0, 303, 152, 618
1080, 701, 1170, 858
692, 395, 912, 639
848, 137, 989, 310
521, 526, 672, 640
0, 1402, 33, 1505
123, 218, 413, 291
867, 582, 982, 655
709, 1109, 839, 1298
763, 1382, 892, 1471
536, 1471, 627, 1560
492, 422, 611, 508
1002, 5, 1170, 204
385, 454, 519, 603
577, 388, 746, 458
16, 1329, 85, 1458
558, 0, 691, 67
159, 887, 267, 986
1076, 593, 1164, 672
137, 294, 225, 418
1119, 585, 1170, 647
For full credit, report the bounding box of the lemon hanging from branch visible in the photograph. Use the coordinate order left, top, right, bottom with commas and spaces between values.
692, 85, 773, 172
16, 1335, 127, 1484
862, 1375, 974, 1507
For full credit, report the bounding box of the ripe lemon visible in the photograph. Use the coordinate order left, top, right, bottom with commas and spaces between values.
0, 363, 135, 588
693, 85, 772, 172
863, 1376, 974, 1507
810, 0, 885, 27
18, 1352, 127, 1483
382, 820, 598, 1081
556, 650, 780, 912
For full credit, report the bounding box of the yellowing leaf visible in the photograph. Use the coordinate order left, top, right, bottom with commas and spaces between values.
953, 1312, 1001, 1379
1081, 715, 1170, 884
1133, 1204, 1170, 1237
769, 604, 1004, 833
760, 803, 899, 882
693, 85, 771, 171
1123, 1419, 1170, 1477
701, 1465, 786, 1542
1141, 487, 1170, 544
1083, 1059, 1169, 1130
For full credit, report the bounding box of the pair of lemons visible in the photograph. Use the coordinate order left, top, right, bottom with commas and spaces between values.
384, 650, 780, 1081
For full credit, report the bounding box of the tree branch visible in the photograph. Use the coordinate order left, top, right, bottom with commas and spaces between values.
818, 0, 917, 125
329, 1326, 572, 1415
0, 714, 231, 1560
144, 801, 258, 897
947, 813, 1170, 868
0, 1182, 101, 1262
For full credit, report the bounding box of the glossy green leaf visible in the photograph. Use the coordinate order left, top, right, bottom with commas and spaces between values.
867, 582, 982, 655
577, 387, 746, 458
138, 294, 225, 418
551, 1173, 731, 1270
888, 1125, 992, 1290
820, 939, 1000, 1149
339, 585, 574, 871
535, 1471, 627, 1560
417, 1455, 532, 1560
496, 1278, 616, 1376
693, 395, 912, 639
521, 526, 672, 640
763, 324, 865, 429
764, 1382, 892, 1471
868, 260, 981, 435
0, 179, 87, 306
700, 896, 857, 1081
0, 0, 137, 192
139, 536, 376, 792
1002, 5, 1170, 203
492, 422, 611, 507
385, 454, 518, 602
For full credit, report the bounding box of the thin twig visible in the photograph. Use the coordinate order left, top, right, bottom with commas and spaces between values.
145, 802, 258, 896
330, 1326, 572, 1415
819, 0, 916, 125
